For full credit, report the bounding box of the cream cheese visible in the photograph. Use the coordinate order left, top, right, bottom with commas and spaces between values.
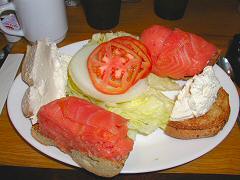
170, 66, 221, 121
29, 40, 71, 119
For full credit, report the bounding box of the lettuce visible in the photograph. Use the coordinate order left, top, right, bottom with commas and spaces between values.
106, 88, 174, 135
147, 73, 181, 91
88, 31, 138, 45
67, 74, 174, 136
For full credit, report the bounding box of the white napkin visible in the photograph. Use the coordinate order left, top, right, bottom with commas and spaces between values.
0, 54, 24, 114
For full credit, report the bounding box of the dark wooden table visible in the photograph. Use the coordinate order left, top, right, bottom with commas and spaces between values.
0, 0, 240, 179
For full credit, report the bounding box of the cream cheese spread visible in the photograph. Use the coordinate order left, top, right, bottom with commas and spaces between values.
29, 40, 71, 119
170, 66, 221, 121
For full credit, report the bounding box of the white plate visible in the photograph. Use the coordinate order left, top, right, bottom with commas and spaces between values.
7, 41, 239, 173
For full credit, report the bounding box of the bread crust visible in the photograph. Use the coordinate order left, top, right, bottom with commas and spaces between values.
21, 45, 36, 86
21, 87, 33, 117
31, 124, 127, 177
165, 88, 230, 139
21, 44, 38, 118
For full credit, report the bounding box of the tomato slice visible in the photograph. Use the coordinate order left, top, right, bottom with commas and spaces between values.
88, 41, 142, 95
111, 36, 152, 82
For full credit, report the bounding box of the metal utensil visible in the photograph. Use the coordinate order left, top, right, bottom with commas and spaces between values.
217, 57, 234, 79
217, 57, 240, 127
0, 42, 14, 69
224, 34, 240, 85
217, 34, 240, 127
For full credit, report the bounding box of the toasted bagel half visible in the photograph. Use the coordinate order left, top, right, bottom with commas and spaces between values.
165, 88, 230, 139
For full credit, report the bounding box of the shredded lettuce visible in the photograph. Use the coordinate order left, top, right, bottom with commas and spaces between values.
67, 74, 174, 136
147, 73, 181, 91
106, 88, 174, 135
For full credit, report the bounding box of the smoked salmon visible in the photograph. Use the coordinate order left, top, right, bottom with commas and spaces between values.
37, 96, 134, 161
141, 25, 218, 79
141, 25, 172, 64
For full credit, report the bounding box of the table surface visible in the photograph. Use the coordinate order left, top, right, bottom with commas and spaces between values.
0, 0, 240, 176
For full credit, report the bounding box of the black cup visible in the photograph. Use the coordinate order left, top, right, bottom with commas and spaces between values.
154, 0, 189, 20
81, 0, 121, 30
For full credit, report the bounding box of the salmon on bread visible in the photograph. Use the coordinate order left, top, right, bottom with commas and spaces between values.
32, 96, 134, 177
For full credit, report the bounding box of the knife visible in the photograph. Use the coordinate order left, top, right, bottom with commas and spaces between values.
0, 54, 24, 114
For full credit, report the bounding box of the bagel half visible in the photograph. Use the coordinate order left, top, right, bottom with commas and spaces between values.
165, 88, 230, 139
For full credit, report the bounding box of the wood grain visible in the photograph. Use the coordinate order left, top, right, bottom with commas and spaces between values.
0, 0, 240, 175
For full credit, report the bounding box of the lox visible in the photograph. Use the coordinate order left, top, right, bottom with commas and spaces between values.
141, 25, 219, 79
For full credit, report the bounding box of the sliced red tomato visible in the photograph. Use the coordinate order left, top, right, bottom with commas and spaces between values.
111, 36, 152, 82
87, 41, 142, 95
